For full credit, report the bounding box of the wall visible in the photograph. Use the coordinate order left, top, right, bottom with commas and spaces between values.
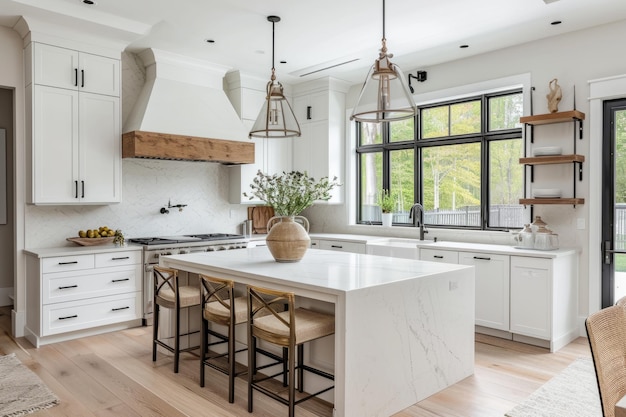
305, 18, 626, 323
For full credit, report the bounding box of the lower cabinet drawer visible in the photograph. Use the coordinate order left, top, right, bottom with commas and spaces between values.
42, 292, 141, 336
42, 254, 94, 273
319, 240, 366, 254
95, 250, 141, 268
42, 265, 141, 304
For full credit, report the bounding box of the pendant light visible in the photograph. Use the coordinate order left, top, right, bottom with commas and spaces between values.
351, 0, 417, 123
249, 15, 301, 138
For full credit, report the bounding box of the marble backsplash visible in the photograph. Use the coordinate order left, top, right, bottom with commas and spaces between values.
25, 158, 251, 249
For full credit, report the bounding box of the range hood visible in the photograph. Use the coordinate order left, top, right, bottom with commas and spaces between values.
122, 48, 253, 164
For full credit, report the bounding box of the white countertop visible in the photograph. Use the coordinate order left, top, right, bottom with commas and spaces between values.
24, 244, 142, 258
160, 246, 471, 294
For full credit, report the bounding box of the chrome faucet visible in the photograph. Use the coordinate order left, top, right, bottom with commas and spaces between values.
409, 203, 428, 241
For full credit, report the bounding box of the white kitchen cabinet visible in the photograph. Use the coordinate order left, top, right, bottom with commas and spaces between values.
33, 43, 120, 96
459, 251, 510, 332
510, 254, 578, 352
317, 239, 366, 254
292, 78, 349, 204
31, 85, 120, 204
25, 249, 142, 347
225, 71, 292, 204
26, 41, 121, 205
419, 248, 459, 264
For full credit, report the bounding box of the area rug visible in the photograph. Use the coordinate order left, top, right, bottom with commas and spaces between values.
0, 353, 59, 417
505, 357, 601, 417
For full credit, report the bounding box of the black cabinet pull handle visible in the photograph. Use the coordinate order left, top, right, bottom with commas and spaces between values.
331, 245, 343, 248
74, 180, 78, 198
74, 68, 78, 86
112, 278, 130, 283
81, 69, 85, 88
433, 255, 444, 259
59, 314, 78, 320
81, 181, 85, 198
111, 257, 130, 261
58, 261, 78, 265
112, 306, 130, 311
473, 256, 491, 261
58, 284, 78, 289
307, 106, 312, 120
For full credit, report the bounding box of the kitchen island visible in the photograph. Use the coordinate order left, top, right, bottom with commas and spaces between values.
160, 246, 475, 417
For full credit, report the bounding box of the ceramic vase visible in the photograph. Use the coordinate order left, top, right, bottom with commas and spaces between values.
265, 216, 311, 262
381, 212, 393, 227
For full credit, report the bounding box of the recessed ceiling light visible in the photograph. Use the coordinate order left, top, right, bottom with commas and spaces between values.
551, 20, 562, 25
82, 0, 96, 5
460, 44, 469, 49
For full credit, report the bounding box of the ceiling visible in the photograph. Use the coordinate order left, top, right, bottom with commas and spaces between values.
1, 0, 626, 85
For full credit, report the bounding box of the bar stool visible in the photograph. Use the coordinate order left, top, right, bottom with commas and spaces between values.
199, 275, 248, 403
247, 285, 335, 417
200, 275, 285, 403
152, 266, 201, 373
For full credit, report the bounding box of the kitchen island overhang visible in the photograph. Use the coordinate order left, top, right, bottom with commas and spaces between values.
160, 246, 475, 417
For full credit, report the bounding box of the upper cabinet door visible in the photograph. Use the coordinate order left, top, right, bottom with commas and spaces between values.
79, 53, 120, 96
34, 43, 79, 90
33, 43, 120, 97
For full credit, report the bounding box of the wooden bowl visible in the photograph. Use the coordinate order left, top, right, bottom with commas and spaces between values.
67, 237, 115, 246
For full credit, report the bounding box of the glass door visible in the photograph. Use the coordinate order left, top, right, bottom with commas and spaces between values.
602, 99, 626, 307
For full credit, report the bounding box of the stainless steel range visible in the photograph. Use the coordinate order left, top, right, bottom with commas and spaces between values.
128, 233, 249, 325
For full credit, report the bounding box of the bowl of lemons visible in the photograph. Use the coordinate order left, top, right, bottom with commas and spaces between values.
67, 226, 123, 246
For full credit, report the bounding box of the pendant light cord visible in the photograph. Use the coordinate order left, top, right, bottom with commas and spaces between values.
382, 0, 386, 40
271, 19, 276, 71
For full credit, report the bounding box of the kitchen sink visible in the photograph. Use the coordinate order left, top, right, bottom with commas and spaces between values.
366, 238, 436, 259
369, 237, 436, 247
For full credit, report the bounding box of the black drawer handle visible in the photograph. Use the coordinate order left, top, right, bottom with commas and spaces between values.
433, 255, 444, 259
112, 278, 130, 283
473, 256, 491, 261
58, 261, 78, 265
112, 306, 130, 312
58, 285, 78, 289
81, 69, 85, 88
59, 314, 77, 320
111, 257, 130, 261
331, 245, 343, 249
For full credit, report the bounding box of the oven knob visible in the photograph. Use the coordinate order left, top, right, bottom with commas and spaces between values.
179, 249, 189, 254
217, 246, 226, 251
206, 247, 215, 252
153, 253, 160, 260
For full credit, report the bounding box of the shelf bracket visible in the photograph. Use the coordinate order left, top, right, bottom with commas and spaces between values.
578, 120, 584, 140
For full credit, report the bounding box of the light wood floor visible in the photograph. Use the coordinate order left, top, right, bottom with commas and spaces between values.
0, 306, 591, 417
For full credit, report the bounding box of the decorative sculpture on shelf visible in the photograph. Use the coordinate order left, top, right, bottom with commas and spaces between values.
546, 78, 562, 113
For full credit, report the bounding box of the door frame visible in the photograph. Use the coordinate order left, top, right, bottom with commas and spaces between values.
589, 75, 626, 314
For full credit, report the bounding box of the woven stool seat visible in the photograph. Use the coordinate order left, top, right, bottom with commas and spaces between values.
152, 266, 200, 373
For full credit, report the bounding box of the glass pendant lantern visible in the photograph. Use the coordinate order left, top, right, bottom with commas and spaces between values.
351, 0, 417, 123
249, 16, 301, 138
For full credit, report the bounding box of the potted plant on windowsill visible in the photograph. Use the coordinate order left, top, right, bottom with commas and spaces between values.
379, 189, 395, 227
244, 170, 341, 262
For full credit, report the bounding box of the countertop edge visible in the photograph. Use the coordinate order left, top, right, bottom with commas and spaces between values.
24, 244, 143, 258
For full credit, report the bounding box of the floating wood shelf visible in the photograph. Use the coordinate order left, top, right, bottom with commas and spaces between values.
520, 198, 585, 206
520, 154, 585, 165
520, 110, 585, 125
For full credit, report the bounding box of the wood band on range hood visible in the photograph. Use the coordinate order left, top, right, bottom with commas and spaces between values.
122, 130, 254, 164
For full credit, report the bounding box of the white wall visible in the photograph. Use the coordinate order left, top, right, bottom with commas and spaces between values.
306, 18, 626, 322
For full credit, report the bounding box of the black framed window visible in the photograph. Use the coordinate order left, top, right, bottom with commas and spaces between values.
356, 90, 525, 229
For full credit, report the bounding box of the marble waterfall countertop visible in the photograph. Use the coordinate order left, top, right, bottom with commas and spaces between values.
160, 246, 475, 417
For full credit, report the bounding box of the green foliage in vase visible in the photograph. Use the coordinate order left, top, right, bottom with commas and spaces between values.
244, 171, 341, 217
378, 189, 396, 213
